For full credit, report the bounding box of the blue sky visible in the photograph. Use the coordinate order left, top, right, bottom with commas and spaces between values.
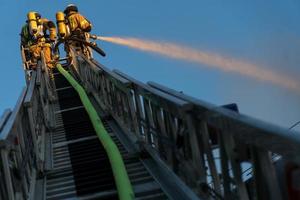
0, 0, 300, 131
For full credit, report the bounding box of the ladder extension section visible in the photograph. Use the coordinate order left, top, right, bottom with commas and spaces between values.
1, 49, 300, 200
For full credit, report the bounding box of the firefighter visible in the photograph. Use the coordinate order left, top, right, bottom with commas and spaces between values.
20, 12, 57, 70
62, 4, 93, 58
63, 4, 92, 36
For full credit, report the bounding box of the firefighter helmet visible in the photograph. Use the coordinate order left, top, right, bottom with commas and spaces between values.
64, 4, 78, 15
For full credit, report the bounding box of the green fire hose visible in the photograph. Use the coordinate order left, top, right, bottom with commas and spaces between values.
56, 64, 134, 200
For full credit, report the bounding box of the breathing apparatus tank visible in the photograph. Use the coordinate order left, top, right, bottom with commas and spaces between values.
27, 12, 38, 35
56, 12, 67, 38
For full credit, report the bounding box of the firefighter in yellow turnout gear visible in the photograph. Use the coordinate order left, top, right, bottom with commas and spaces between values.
59, 4, 93, 58
21, 12, 57, 70
64, 4, 92, 35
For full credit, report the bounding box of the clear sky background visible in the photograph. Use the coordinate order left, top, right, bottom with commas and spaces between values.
0, 0, 300, 131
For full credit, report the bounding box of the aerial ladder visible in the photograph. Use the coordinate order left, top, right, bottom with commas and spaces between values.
1, 24, 300, 200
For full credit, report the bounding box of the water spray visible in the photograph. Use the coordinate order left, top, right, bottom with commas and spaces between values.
89, 34, 300, 93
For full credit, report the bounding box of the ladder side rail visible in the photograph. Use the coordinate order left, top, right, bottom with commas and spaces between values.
72, 51, 137, 136
0, 109, 12, 132
0, 63, 51, 200
24, 67, 48, 174
73, 53, 140, 146
149, 81, 299, 199
0, 89, 25, 200
39, 54, 56, 129
0, 76, 37, 200
149, 81, 300, 162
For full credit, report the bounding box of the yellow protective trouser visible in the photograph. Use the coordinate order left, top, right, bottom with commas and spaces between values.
29, 43, 54, 69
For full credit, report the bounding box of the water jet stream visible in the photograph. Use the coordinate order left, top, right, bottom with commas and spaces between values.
98, 36, 300, 93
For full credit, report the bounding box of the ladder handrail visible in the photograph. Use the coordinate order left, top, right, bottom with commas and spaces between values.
0, 87, 27, 141
0, 109, 11, 132
148, 81, 300, 162
0, 59, 55, 200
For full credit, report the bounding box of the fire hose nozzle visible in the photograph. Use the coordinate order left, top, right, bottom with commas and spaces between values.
89, 34, 97, 40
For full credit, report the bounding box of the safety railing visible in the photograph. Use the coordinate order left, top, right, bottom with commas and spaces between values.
0, 60, 55, 200
71, 48, 300, 200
